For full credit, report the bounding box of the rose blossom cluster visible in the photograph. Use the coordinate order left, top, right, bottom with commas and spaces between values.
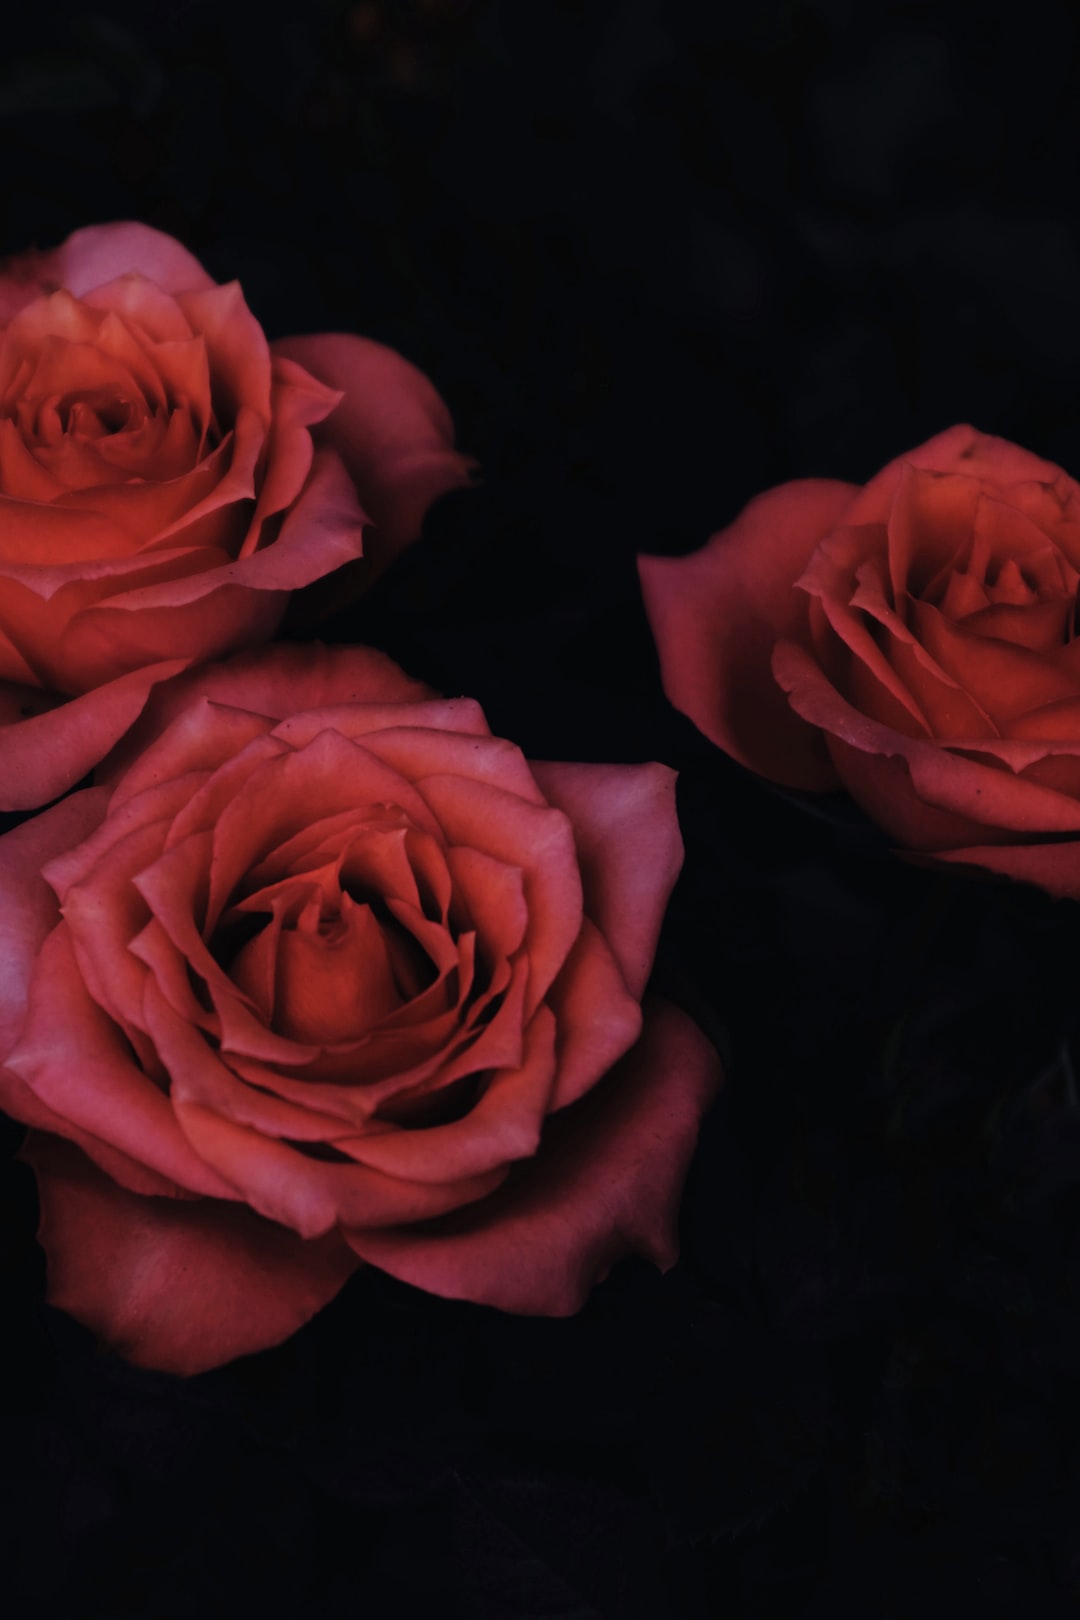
0, 223, 720, 1374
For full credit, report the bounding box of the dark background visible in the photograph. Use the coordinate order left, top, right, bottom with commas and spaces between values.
5, 2, 1080, 1615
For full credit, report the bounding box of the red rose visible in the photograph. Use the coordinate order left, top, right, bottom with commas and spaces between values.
0, 643, 720, 1375
0, 223, 474, 810
640, 425, 1080, 895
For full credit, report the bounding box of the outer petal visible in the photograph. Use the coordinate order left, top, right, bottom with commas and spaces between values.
529, 760, 682, 999
0, 223, 216, 320
345, 998, 722, 1314
272, 332, 476, 580
8, 928, 236, 1200
840, 424, 1072, 528
929, 840, 1080, 899
639, 479, 855, 790
97, 642, 436, 785
25, 1133, 360, 1377
0, 658, 190, 811
774, 640, 1080, 848
0, 788, 109, 1057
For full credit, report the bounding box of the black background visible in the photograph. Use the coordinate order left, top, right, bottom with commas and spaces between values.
5, 2, 1080, 1615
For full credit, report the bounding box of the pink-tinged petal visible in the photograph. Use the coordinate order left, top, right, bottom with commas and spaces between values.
242, 356, 345, 548
140, 980, 354, 1147
172, 1092, 507, 1240
346, 727, 547, 808
338, 1005, 558, 1182
530, 760, 682, 999
545, 919, 644, 1110
346, 997, 721, 1313
83, 274, 197, 342
0, 789, 109, 1058
0, 1065, 189, 1198
272, 331, 476, 579
97, 643, 436, 785
8, 927, 236, 1200
774, 641, 1080, 847
273, 695, 491, 752
0, 658, 190, 811
162, 732, 288, 852
130, 918, 218, 1034
929, 840, 1080, 899
639, 479, 855, 790
58, 585, 285, 694
417, 773, 583, 1018
106, 701, 273, 815
226, 445, 366, 589
445, 845, 528, 958
41, 222, 217, 299
60, 816, 173, 1037
24, 1133, 359, 1376
134, 831, 307, 1070
43, 776, 194, 902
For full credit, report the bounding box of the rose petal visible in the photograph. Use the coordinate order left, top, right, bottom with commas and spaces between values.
801, 529, 937, 734
774, 640, 1080, 846
0, 658, 190, 811
271, 897, 403, 1044
639, 479, 855, 789
910, 597, 1080, 724
242, 356, 345, 551
929, 840, 1080, 898
24, 1132, 359, 1376
39, 222, 217, 301
0, 1064, 190, 1199
336, 1005, 559, 1182
885, 464, 983, 602
272, 695, 491, 754
83, 274, 198, 343
345, 997, 721, 1313
175, 282, 271, 422
0, 787, 109, 1057
97, 643, 436, 785
272, 331, 476, 579
840, 424, 1071, 528
415, 773, 584, 1019
545, 919, 644, 1110
529, 760, 682, 999
7, 927, 235, 1199
170, 1088, 507, 1240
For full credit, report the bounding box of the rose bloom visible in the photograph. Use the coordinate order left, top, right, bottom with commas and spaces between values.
0, 222, 473, 810
0, 643, 720, 1375
639, 425, 1080, 895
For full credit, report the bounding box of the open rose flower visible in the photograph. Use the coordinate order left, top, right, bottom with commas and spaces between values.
0, 643, 720, 1375
639, 425, 1080, 896
0, 222, 473, 811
